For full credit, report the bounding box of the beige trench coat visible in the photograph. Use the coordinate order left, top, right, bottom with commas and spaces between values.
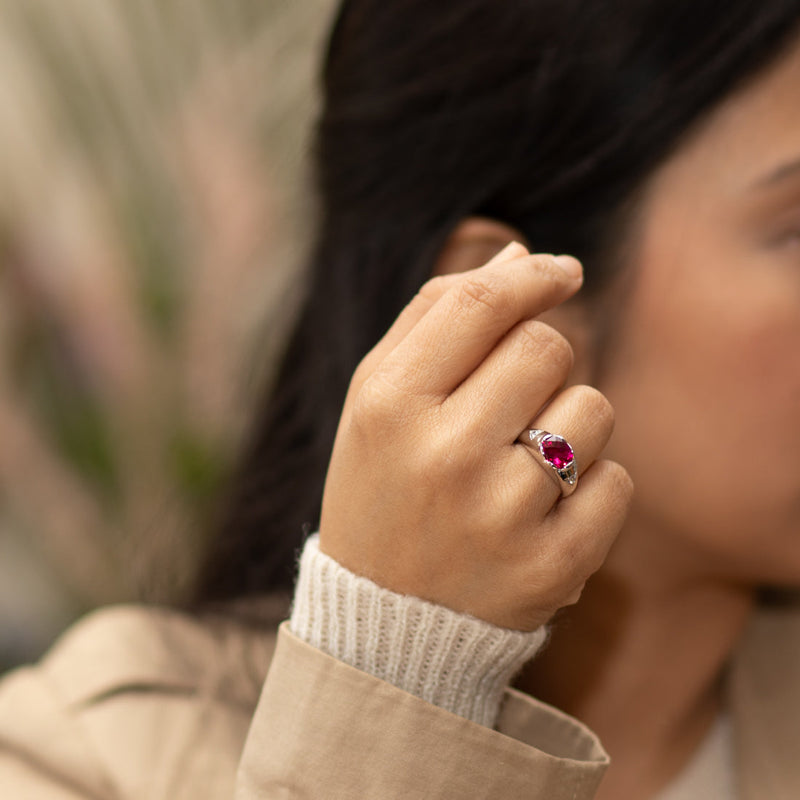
0, 600, 797, 799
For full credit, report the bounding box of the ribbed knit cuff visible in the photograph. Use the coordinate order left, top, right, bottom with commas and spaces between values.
289, 534, 548, 728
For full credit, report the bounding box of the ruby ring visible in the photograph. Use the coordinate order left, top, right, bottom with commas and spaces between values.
518, 428, 578, 497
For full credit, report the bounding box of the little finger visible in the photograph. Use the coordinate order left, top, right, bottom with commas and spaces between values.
543, 458, 634, 580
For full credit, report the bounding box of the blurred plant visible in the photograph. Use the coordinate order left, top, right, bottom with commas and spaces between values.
0, 0, 336, 663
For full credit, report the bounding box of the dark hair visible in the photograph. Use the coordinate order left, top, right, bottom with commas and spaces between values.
194, 0, 800, 602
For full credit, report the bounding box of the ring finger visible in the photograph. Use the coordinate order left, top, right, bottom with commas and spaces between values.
510, 383, 615, 516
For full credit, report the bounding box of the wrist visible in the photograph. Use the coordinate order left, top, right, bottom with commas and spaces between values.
289, 533, 547, 728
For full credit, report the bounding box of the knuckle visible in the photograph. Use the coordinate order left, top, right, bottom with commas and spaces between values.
531, 254, 570, 285
422, 421, 459, 467
351, 370, 406, 429
350, 353, 376, 388
559, 530, 593, 572
580, 460, 634, 533
606, 461, 635, 505
517, 321, 574, 373
581, 549, 610, 583
560, 583, 587, 608
555, 528, 608, 582
574, 385, 615, 431
454, 275, 511, 316
418, 274, 452, 302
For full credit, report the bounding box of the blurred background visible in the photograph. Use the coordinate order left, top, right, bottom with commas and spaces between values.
0, 0, 336, 670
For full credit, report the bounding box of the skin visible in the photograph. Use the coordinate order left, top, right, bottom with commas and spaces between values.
320, 245, 632, 631
519, 33, 800, 800
320, 29, 800, 800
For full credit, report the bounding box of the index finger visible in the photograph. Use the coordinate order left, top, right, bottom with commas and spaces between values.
352, 241, 528, 388
373, 252, 582, 400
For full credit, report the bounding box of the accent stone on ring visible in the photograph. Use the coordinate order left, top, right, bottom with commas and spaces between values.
519, 428, 578, 497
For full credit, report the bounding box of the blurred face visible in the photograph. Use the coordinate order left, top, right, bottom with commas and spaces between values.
598, 35, 800, 587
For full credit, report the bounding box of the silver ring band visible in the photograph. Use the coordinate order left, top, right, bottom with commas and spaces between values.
518, 428, 578, 497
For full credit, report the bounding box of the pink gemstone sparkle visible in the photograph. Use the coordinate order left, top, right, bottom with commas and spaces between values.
540, 436, 574, 469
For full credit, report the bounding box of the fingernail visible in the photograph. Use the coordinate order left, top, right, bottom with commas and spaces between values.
553, 254, 583, 280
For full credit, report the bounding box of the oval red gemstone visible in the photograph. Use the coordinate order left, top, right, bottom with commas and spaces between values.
540, 436, 574, 469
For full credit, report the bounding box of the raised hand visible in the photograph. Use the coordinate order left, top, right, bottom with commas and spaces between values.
319, 242, 633, 631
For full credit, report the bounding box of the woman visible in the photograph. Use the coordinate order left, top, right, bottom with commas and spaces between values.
2, 1, 800, 798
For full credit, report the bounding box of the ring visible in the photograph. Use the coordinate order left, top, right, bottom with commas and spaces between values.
518, 428, 578, 497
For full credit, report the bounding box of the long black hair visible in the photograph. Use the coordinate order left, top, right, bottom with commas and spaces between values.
195, 0, 800, 602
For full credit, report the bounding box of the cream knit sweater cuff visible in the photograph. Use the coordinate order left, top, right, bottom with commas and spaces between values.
289, 534, 548, 728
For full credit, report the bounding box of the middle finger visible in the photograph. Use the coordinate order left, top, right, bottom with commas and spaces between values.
443, 318, 574, 444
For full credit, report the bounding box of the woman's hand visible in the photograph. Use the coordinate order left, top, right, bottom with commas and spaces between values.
319, 242, 633, 631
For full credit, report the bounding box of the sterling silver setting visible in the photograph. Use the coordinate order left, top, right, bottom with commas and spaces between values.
518, 428, 578, 497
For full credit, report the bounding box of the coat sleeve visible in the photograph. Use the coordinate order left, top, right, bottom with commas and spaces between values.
0, 608, 608, 799
235, 623, 609, 800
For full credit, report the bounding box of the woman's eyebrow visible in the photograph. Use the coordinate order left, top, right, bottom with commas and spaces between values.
750, 155, 800, 191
